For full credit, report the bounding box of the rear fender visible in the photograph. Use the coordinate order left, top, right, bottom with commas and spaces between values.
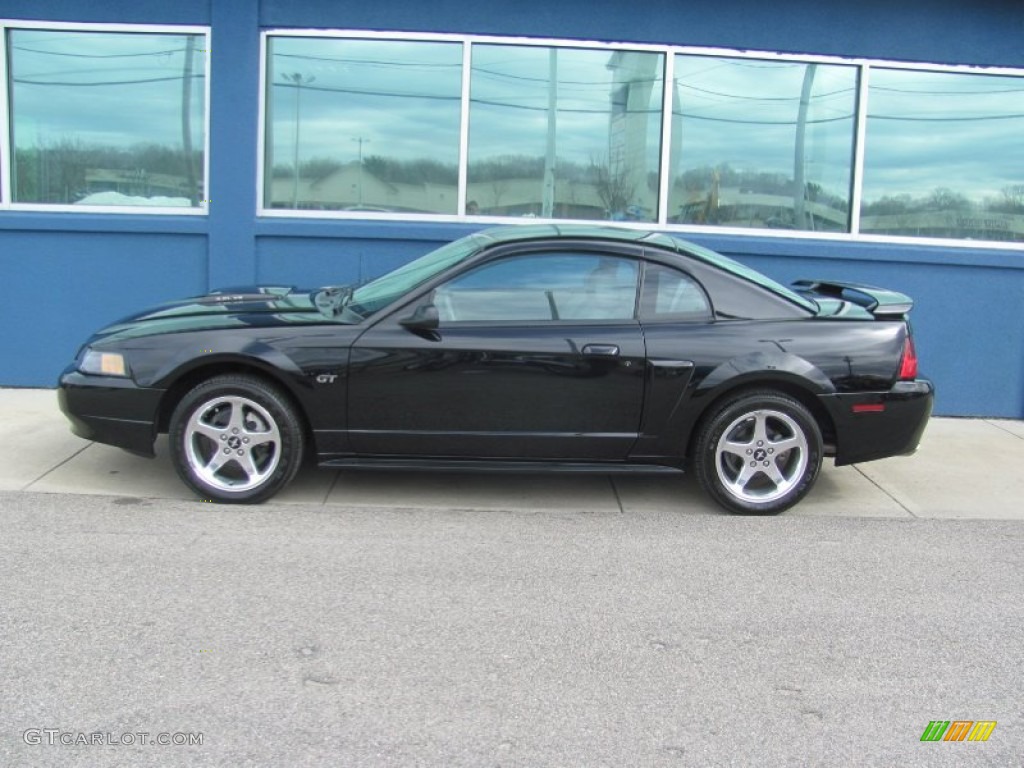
697, 351, 835, 396
630, 351, 834, 464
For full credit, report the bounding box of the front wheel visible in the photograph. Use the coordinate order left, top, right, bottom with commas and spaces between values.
694, 391, 823, 515
169, 375, 305, 503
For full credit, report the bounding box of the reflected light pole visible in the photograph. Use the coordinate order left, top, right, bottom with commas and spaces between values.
352, 137, 370, 206
282, 72, 315, 208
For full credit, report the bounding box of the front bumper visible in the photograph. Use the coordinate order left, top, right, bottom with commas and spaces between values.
821, 378, 935, 466
58, 367, 164, 457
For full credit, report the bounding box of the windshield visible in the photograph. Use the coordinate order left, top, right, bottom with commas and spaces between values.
347, 234, 486, 317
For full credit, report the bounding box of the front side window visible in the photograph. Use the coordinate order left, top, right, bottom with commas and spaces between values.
434, 252, 640, 322
862, 68, 1024, 242
264, 37, 463, 213
668, 55, 857, 233
8, 28, 207, 208
468, 45, 664, 222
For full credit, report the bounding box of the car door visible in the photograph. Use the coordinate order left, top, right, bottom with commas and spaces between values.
347, 247, 646, 461
630, 261, 716, 460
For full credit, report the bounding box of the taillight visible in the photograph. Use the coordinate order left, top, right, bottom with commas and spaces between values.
898, 336, 918, 380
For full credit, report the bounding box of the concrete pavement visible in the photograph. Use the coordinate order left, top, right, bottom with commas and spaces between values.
3, 387, 1022, 519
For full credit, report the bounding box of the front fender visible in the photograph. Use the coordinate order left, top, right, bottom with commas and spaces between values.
130, 337, 306, 389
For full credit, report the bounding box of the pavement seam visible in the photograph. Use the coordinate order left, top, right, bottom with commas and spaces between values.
321, 470, 341, 505
984, 419, 1024, 440
20, 441, 95, 491
852, 464, 917, 518
608, 476, 625, 514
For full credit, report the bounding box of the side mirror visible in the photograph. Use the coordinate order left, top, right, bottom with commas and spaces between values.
399, 303, 440, 332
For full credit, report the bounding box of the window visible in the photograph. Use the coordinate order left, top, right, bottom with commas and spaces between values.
861, 68, 1024, 242
263, 37, 463, 213
434, 253, 640, 322
468, 45, 664, 222
6, 27, 207, 209
668, 55, 857, 233
641, 265, 711, 320
254, 32, 1024, 249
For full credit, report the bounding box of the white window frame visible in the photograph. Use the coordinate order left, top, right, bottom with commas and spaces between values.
267, 29, 1017, 251
0, 19, 211, 215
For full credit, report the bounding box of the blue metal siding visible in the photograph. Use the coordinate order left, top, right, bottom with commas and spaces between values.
260, 0, 1024, 69
1, 0, 209, 25
0, 229, 208, 386
1, 0, 1022, 418
206, 0, 259, 288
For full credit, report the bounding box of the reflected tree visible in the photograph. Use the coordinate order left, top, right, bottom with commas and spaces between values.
590, 154, 636, 218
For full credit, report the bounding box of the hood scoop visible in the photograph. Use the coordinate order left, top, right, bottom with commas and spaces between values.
197, 293, 282, 305
197, 285, 296, 305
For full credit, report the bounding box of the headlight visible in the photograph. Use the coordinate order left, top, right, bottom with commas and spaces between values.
79, 348, 130, 377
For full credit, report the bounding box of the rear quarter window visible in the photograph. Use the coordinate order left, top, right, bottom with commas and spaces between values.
640, 264, 712, 321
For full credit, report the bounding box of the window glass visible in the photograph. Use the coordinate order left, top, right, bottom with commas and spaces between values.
8, 29, 206, 207
641, 264, 711, 320
668, 55, 857, 233
862, 69, 1024, 242
264, 37, 463, 213
434, 253, 639, 322
468, 45, 664, 222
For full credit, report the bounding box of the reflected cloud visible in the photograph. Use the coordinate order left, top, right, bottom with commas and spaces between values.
9, 29, 206, 206
862, 68, 1024, 240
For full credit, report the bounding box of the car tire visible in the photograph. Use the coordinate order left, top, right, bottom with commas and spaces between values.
694, 390, 823, 515
169, 374, 305, 503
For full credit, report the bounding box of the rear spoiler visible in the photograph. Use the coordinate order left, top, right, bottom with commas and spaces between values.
792, 279, 914, 317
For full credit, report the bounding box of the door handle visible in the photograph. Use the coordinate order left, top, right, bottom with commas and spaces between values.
582, 344, 620, 357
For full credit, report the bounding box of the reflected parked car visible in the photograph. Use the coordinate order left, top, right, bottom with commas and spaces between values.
58, 225, 933, 514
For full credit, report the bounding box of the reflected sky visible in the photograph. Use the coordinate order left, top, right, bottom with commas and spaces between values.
864, 68, 1024, 204
469, 45, 663, 169
9, 29, 205, 153
7, 29, 1021, 233
267, 37, 463, 169
670, 55, 857, 202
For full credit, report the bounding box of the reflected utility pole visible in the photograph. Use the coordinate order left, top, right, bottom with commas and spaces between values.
542, 49, 557, 218
282, 72, 315, 208
793, 63, 817, 230
181, 36, 198, 206
352, 137, 370, 206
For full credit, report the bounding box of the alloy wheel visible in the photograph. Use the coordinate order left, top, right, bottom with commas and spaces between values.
183, 395, 282, 493
714, 408, 810, 504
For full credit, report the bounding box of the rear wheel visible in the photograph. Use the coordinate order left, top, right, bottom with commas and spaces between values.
169, 375, 304, 503
694, 391, 822, 515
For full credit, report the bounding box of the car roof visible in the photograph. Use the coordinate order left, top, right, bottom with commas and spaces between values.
474, 223, 673, 249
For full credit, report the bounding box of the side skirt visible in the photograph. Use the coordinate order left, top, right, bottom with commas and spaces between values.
318, 457, 684, 475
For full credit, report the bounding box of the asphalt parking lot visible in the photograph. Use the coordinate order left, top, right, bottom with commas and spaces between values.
1, 388, 1022, 767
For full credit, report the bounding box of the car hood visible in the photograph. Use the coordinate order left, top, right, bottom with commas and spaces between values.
89, 285, 349, 344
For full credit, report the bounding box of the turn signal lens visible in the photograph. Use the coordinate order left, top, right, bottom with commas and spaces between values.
898, 337, 918, 380
80, 349, 129, 377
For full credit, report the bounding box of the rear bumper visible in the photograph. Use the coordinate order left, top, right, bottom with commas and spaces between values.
820, 379, 934, 466
58, 368, 164, 458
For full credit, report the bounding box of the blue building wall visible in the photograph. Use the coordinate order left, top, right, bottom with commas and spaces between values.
2, 0, 1023, 417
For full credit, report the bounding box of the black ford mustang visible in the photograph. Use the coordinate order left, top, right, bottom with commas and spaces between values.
58, 225, 933, 514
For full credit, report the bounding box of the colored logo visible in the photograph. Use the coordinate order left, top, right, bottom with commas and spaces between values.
920, 721, 996, 742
